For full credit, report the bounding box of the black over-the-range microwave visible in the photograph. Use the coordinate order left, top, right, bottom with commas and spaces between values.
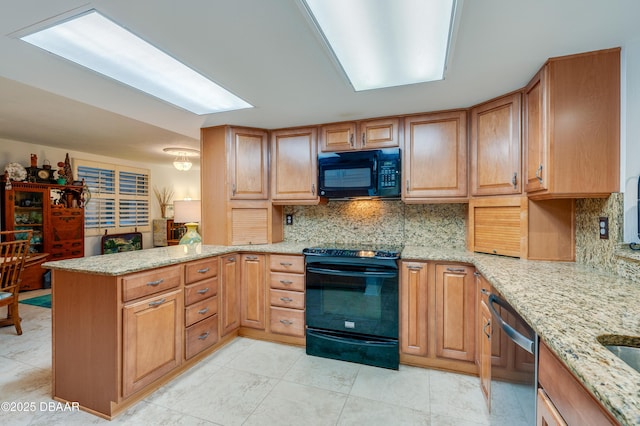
317, 148, 401, 199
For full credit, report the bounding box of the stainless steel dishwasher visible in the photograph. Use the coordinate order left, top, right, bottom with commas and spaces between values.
488, 292, 538, 425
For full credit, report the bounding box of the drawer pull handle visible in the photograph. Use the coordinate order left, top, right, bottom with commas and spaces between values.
446, 267, 466, 273
480, 288, 490, 296
198, 307, 209, 315
279, 319, 293, 325
198, 331, 210, 340
197, 287, 210, 295
246, 255, 258, 260
535, 164, 543, 183
280, 262, 292, 266
407, 265, 422, 270
280, 280, 293, 285
197, 267, 210, 274
148, 298, 166, 307
280, 297, 293, 302
483, 320, 491, 338
147, 279, 164, 286
227, 257, 236, 262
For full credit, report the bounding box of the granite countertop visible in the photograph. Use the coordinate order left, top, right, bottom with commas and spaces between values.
44, 243, 640, 425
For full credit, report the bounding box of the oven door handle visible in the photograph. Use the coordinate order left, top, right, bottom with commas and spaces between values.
488, 294, 535, 355
306, 266, 398, 278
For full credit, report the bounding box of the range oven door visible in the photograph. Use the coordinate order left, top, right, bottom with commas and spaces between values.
305, 262, 399, 339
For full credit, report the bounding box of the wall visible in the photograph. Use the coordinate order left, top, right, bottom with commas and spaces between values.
1, 138, 201, 256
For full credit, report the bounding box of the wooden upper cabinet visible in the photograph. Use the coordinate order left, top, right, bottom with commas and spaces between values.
470, 92, 522, 196
523, 48, 620, 199
319, 122, 357, 152
228, 127, 269, 200
360, 117, 400, 149
524, 68, 548, 194
403, 110, 468, 201
319, 117, 400, 152
270, 127, 319, 204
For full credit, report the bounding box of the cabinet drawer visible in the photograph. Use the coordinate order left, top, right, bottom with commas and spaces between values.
185, 314, 219, 359
185, 296, 218, 327
269, 255, 304, 274
185, 277, 219, 305
270, 307, 305, 337
49, 240, 84, 259
269, 272, 305, 292
270, 289, 304, 310
122, 265, 182, 302
185, 258, 218, 284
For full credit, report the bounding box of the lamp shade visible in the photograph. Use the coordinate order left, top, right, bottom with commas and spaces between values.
173, 200, 201, 224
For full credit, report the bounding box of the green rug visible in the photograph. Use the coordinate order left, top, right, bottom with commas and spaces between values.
19, 294, 51, 309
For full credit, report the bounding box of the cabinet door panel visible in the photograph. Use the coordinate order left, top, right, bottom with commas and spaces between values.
220, 255, 240, 336
319, 122, 356, 152
240, 254, 266, 329
404, 111, 467, 199
400, 261, 428, 356
271, 128, 318, 202
123, 289, 182, 397
524, 68, 548, 193
229, 128, 268, 199
435, 264, 475, 362
361, 117, 400, 149
470, 93, 521, 195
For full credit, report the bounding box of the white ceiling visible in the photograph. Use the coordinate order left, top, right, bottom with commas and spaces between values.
1, 0, 639, 165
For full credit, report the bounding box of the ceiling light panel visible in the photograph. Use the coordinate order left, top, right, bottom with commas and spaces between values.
301, 0, 456, 91
20, 10, 252, 115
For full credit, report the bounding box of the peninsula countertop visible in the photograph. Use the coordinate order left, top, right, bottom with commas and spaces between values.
43, 243, 640, 425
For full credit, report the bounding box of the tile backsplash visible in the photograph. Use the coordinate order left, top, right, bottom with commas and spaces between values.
283, 200, 467, 248
284, 193, 626, 275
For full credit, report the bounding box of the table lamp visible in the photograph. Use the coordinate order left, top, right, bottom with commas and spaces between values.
173, 200, 201, 245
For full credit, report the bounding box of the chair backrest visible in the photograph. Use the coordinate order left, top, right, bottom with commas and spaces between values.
0, 230, 32, 293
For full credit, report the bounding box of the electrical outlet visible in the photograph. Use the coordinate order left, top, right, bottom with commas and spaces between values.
285, 214, 293, 225
599, 217, 609, 239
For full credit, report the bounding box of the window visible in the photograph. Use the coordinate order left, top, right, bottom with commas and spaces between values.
75, 160, 150, 235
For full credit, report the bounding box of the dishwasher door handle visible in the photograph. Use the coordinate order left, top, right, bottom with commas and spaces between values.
488, 293, 535, 355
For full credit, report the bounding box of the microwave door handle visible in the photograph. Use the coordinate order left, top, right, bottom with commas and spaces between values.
306, 266, 397, 278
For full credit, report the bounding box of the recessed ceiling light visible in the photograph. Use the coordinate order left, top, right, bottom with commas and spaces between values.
20, 10, 253, 115
300, 0, 458, 91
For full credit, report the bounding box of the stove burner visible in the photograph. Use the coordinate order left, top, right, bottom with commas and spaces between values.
303, 244, 402, 260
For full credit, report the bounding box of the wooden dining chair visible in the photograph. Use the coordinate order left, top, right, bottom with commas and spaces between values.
0, 230, 32, 335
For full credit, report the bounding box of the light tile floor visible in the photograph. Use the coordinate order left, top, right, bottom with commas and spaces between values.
1, 291, 530, 425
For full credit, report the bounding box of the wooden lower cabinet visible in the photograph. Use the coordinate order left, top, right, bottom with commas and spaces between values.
184, 257, 220, 360
434, 264, 475, 362
400, 261, 429, 356
122, 288, 183, 398
537, 388, 567, 426
538, 341, 617, 426
266, 254, 306, 341
400, 260, 476, 373
479, 298, 492, 411
220, 254, 240, 337
240, 254, 266, 329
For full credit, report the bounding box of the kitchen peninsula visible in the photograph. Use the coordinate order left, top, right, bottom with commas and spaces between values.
44, 243, 640, 424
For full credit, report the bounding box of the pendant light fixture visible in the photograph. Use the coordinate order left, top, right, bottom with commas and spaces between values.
163, 147, 199, 171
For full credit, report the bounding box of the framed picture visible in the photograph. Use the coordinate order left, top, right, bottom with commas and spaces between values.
101, 232, 143, 254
